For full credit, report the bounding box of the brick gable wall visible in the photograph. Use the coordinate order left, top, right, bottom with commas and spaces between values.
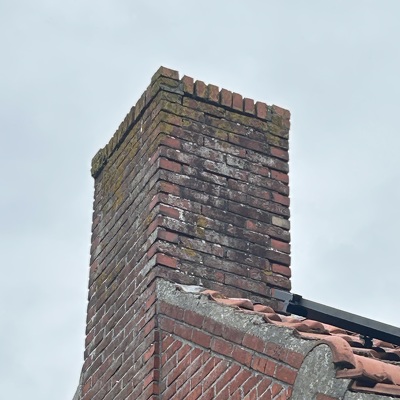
157, 293, 301, 399
159, 336, 287, 399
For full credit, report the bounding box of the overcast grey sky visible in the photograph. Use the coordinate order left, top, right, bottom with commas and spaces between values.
1, 1, 400, 399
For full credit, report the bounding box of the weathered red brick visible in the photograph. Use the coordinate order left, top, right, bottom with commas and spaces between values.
182, 75, 194, 94
220, 88, 233, 107
151, 66, 179, 82
202, 359, 226, 392
271, 239, 291, 254
211, 337, 234, 357
183, 309, 204, 328
271, 170, 289, 184
159, 157, 181, 173
256, 101, 268, 119
159, 181, 181, 196
215, 363, 241, 393
214, 385, 230, 400
202, 316, 223, 336
272, 104, 290, 119
242, 333, 265, 352
272, 192, 290, 206
194, 80, 207, 98
208, 84, 219, 103
256, 377, 273, 398
159, 204, 181, 219
243, 97, 255, 114
274, 364, 297, 384
157, 229, 179, 243
251, 356, 277, 376
271, 263, 292, 278
232, 92, 243, 111
191, 329, 211, 348
162, 136, 181, 149
230, 369, 252, 394
232, 346, 252, 367
221, 325, 245, 345
271, 382, 283, 397
155, 254, 179, 269
270, 146, 289, 161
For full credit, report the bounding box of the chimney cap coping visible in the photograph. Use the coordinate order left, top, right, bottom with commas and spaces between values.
91, 66, 290, 178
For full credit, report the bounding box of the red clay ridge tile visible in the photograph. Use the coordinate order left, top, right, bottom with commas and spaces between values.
202, 291, 254, 310
253, 304, 275, 314
200, 287, 400, 397
337, 355, 400, 385
351, 381, 400, 397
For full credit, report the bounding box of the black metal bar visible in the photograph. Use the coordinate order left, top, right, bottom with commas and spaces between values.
278, 293, 400, 346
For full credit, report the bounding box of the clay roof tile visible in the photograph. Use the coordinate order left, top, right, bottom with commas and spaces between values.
201, 288, 400, 397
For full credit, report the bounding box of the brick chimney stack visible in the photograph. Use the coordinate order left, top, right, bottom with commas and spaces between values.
80, 67, 291, 399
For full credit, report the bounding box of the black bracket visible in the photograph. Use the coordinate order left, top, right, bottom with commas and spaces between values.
275, 292, 400, 347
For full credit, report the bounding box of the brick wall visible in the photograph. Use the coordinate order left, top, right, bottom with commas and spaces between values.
79, 66, 292, 399
159, 336, 289, 399
154, 280, 306, 400
90, 66, 291, 306
158, 299, 300, 399
81, 282, 158, 399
